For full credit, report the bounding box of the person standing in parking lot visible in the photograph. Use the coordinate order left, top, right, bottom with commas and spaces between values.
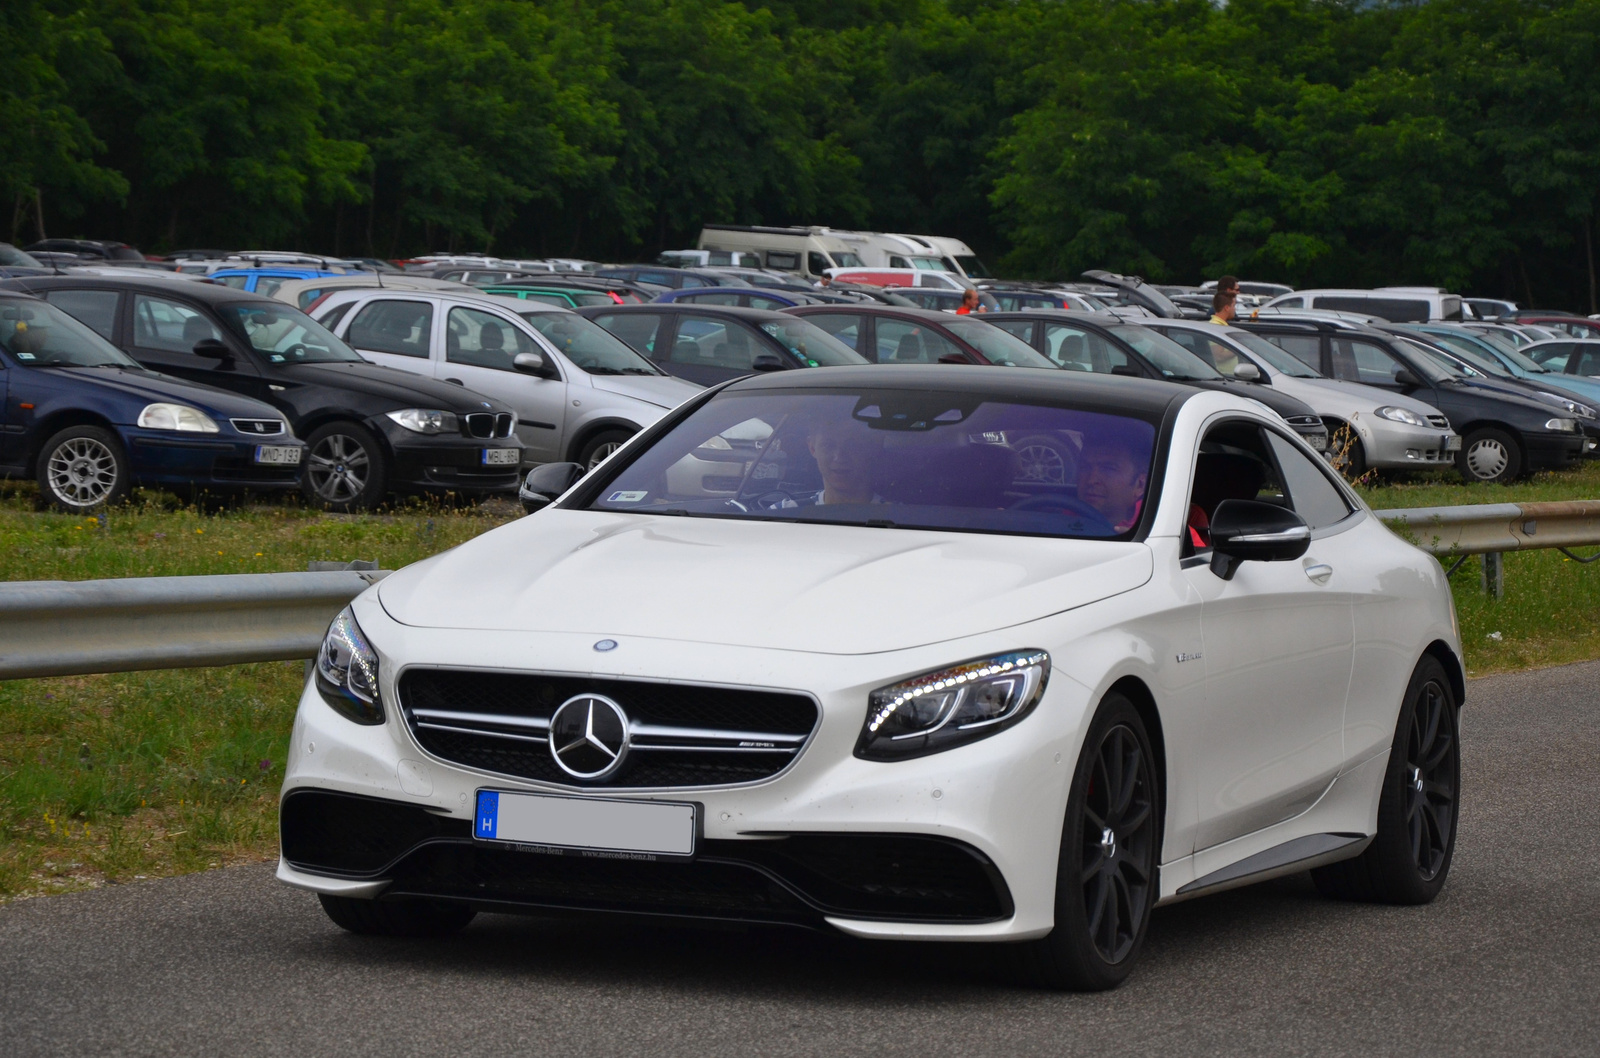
957, 289, 983, 314
1209, 290, 1236, 326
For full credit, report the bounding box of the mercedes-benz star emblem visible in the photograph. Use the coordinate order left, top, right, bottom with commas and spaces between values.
548, 694, 630, 780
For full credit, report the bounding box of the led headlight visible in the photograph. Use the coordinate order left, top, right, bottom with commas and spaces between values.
857, 650, 1049, 761
137, 403, 219, 433
1375, 406, 1428, 427
1545, 418, 1578, 432
314, 606, 383, 724
385, 408, 460, 434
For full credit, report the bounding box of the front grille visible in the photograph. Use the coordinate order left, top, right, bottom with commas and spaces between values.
229, 418, 286, 435
1428, 415, 1450, 429
399, 669, 819, 788
462, 412, 515, 438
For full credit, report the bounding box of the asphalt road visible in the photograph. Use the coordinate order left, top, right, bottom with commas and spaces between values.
4, 662, 1598, 1058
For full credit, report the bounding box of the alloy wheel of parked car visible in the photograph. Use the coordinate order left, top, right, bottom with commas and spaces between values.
1457, 427, 1520, 483
303, 422, 388, 512
1017, 694, 1159, 990
38, 426, 129, 513
1313, 656, 1459, 904
579, 428, 633, 470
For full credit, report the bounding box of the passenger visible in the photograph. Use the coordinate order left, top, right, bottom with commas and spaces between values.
1078, 433, 1149, 532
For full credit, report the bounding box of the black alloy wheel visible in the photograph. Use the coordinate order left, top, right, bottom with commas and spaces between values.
37, 425, 130, 513
577, 428, 633, 471
318, 893, 476, 937
302, 421, 388, 512
1015, 693, 1159, 990
1313, 655, 1460, 904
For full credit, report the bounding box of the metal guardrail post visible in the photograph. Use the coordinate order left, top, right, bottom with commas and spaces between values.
1480, 553, 1503, 598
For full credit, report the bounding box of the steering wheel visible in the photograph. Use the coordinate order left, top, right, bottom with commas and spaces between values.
1010, 493, 1116, 532
750, 490, 797, 511
281, 343, 308, 360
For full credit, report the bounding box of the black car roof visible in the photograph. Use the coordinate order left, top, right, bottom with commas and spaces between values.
578, 303, 797, 323
720, 363, 1195, 417
0, 272, 280, 307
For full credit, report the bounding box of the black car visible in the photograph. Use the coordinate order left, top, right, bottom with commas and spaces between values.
983, 310, 1330, 452
1, 273, 523, 509
577, 303, 867, 386
591, 266, 740, 291
25, 239, 146, 262
0, 290, 308, 511
783, 304, 1062, 370
1240, 317, 1585, 482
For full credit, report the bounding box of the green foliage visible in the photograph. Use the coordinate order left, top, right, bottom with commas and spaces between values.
11, 1, 1600, 305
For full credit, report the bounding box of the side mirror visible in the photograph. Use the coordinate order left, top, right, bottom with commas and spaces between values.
193, 338, 231, 360
1393, 367, 1422, 387
513, 351, 546, 374
1208, 499, 1311, 581
1233, 361, 1262, 381
519, 461, 585, 513
751, 352, 787, 372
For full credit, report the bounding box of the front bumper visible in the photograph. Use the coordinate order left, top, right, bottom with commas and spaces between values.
278, 619, 1093, 941
1360, 421, 1459, 469
121, 428, 305, 490
379, 423, 523, 495
1523, 430, 1586, 471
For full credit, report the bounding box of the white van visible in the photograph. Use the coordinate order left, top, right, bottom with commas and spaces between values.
895, 234, 991, 279
695, 225, 865, 280
829, 231, 959, 274
1260, 287, 1464, 322
656, 248, 765, 269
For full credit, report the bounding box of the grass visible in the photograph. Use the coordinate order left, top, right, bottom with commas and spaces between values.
2, 463, 1598, 903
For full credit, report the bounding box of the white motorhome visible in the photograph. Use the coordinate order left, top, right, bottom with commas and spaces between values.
890, 234, 991, 279
696, 225, 865, 281
1260, 287, 1464, 322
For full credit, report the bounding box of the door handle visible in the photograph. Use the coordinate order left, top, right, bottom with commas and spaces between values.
1304, 563, 1333, 584
445, 377, 464, 385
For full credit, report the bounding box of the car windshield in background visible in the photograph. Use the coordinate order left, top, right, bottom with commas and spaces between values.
584, 389, 1158, 540
942, 319, 1059, 369
1225, 329, 1320, 377
1427, 334, 1513, 376
1396, 339, 1466, 382
221, 303, 363, 364
0, 300, 140, 368
758, 318, 867, 367
0, 245, 44, 268
1110, 325, 1222, 380
520, 311, 663, 375
1474, 331, 1549, 372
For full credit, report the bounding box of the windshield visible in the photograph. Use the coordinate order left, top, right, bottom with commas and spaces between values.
1471, 329, 1548, 371
943, 318, 1058, 368
832, 252, 863, 268
220, 302, 364, 364
1225, 330, 1321, 377
1397, 338, 1466, 382
955, 255, 991, 279
520, 311, 663, 375
1110, 325, 1222, 380
1424, 333, 1514, 377
583, 389, 1159, 539
0, 245, 43, 268
757, 318, 868, 367
0, 300, 141, 367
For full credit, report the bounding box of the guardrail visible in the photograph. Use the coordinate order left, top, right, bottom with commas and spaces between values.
1374, 500, 1600, 596
0, 502, 1595, 682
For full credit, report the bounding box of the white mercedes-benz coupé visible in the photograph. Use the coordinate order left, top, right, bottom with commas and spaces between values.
279, 365, 1462, 990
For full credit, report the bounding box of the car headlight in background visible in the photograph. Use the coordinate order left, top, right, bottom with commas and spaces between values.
314, 607, 383, 724
385, 408, 460, 434
137, 403, 219, 433
1538, 394, 1597, 419
1544, 417, 1578, 432
1375, 406, 1429, 427
857, 650, 1050, 761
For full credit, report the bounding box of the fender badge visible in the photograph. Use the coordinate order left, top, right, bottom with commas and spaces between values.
1176, 652, 1202, 663
593, 639, 618, 652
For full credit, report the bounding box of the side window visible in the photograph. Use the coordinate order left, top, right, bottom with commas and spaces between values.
1265, 432, 1352, 530
874, 318, 962, 363
766, 250, 799, 271
807, 252, 832, 275
747, 296, 791, 310
1575, 347, 1600, 376
805, 313, 862, 351
1274, 297, 1304, 309
683, 292, 739, 306
216, 275, 249, 289
445, 307, 539, 370
1331, 338, 1403, 386
316, 301, 355, 332
1529, 342, 1572, 370
670, 315, 761, 369
43, 290, 118, 340
993, 320, 1035, 344
889, 255, 909, 268
1162, 329, 1241, 375
131, 294, 223, 352
592, 312, 662, 357
1041, 324, 1127, 373
523, 293, 575, 308
1267, 334, 1321, 370
256, 277, 288, 297
1186, 421, 1289, 555
346, 299, 433, 358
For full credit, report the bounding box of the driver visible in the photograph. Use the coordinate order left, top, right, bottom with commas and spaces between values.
775, 417, 883, 507
1078, 432, 1149, 532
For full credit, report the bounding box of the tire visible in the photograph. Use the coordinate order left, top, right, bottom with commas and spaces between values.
1456, 427, 1521, 484
1312, 656, 1460, 904
1328, 421, 1367, 478
576, 428, 633, 471
318, 894, 476, 937
1013, 693, 1160, 990
36, 425, 130, 513
302, 421, 388, 512
1010, 433, 1077, 487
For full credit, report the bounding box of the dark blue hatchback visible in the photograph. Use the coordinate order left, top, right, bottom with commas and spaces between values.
0, 291, 307, 511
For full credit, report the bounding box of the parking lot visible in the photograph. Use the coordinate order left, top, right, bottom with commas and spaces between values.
4, 660, 1595, 1057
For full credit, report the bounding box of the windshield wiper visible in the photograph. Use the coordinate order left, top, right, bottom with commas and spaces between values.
583, 366, 624, 375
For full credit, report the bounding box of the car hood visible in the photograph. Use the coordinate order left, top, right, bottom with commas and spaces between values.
378, 511, 1154, 655
1296, 377, 1444, 417
269, 360, 512, 412
38, 366, 283, 418
583, 371, 703, 409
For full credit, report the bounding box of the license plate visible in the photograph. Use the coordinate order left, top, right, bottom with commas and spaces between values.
254, 444, 302, 465
482, 447, 520, 465
474, 789, 696, 859
1445, 435, 1462, 451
